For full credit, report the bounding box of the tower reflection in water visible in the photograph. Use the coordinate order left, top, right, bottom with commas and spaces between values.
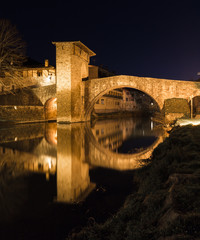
0, 117, 163, 205
56, 123, 95, 203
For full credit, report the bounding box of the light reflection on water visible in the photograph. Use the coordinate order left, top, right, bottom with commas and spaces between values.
91, 117, 162, 154
0, 117, 163, 205
0, 117, 164, 239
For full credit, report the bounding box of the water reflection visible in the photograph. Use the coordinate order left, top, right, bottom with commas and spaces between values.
91, 117, 162, 153
56, 124, 95, 203
87, 117, 164, 170
0, 117, 163, 206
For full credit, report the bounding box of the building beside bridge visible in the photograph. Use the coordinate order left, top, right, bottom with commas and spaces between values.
0, 58, 56, 92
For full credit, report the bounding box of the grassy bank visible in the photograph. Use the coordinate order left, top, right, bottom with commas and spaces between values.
67, 125, 200, 240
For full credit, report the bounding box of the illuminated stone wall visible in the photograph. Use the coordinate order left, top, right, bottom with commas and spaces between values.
53, 41, 95, 123
0, 84, 56, 106
0, 84, 56, 122
0, 105, 45, 122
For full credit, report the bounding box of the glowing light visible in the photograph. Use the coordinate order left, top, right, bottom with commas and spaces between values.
151, 121, 154, 130
14, 137, 17, 141
45, 74, 52, 84
48, 158, 52, 169
175, 119, 200, 126
14, 106, 17, 110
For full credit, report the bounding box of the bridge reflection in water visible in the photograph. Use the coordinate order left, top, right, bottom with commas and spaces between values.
0, 118, 164, 203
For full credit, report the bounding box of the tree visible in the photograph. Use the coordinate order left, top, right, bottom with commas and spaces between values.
0, 19, 26, 90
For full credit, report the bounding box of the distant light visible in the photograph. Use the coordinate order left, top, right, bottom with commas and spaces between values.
49, 160, 52, 169
45, 157, 52, 169
43, 75, 52, 85
151, 102, 154, 105
15, 137, 17, 141
14, 106, 17, 110
175, 119, 200, 126
151, 121, 154, 130
46, 75, 52, 83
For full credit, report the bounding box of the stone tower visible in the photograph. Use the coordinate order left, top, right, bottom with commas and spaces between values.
53, 41, 95, 123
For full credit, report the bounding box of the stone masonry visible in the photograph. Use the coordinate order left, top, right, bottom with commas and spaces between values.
53, 41, 95, 123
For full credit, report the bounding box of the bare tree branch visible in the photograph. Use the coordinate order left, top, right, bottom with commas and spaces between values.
0, 19, 26, 91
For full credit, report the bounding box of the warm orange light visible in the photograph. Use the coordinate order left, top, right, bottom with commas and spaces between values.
175, 119, 200, 126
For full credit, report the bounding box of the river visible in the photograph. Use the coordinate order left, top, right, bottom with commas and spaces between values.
0, 116, 163, 240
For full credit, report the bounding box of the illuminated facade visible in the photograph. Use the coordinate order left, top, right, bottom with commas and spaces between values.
20, 58, 56, 87
0, 58, 56, 93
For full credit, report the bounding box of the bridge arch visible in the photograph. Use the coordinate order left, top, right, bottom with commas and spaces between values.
44, 97, 57, 121
85, 86, 160, 120
190, 95, 200, 117
84, 75, 163, 121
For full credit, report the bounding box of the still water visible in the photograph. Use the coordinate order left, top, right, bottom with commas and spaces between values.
0, 117, 163, 240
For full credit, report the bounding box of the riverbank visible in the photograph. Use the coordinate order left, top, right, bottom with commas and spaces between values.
67, 125, 200, 240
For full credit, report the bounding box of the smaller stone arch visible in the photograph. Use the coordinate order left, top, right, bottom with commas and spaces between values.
190, 96, 200, 118
45, 97, 57, 121
163, 98, 190, 122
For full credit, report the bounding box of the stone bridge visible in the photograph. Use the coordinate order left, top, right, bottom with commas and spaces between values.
53, 41, 200, 123
84, 75, 200, 121
1, 41, 200, 123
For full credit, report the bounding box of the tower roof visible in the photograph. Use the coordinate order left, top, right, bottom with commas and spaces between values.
52, 41, 96, 57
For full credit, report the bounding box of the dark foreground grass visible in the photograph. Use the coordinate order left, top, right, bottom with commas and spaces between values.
67, 125, 200, 240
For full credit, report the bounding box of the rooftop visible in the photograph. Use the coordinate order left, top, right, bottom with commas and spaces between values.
52, 41, 96, 57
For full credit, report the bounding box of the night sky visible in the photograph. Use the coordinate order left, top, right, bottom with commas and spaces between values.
2, 1, 200, 80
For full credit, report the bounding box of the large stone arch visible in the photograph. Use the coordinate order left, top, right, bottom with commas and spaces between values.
84, 75, 200, 122
84, 75, 163, 121
85, 85, 160, 120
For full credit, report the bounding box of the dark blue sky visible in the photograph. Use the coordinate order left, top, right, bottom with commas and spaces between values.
2, 1, 200, 80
